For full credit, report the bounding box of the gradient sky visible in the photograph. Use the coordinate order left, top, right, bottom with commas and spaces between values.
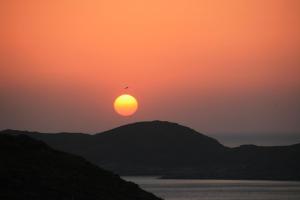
1, 0, 300, 146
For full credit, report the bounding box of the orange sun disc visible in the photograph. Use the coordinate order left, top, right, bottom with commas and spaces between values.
114, 94, 138, 116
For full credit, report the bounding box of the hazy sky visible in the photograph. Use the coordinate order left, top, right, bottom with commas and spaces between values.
1, 0, 299, 146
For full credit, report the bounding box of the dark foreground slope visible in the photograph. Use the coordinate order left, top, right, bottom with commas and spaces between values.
0, 134, 162, 200
2, 121, 300, 180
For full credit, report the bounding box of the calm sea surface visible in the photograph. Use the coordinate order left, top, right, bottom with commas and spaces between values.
124, 177, 300, 200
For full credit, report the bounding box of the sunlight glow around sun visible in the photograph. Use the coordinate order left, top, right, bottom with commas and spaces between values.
114, 94, 138, 116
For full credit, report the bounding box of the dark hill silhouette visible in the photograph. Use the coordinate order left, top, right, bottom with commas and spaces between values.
0, 134, 162, 200
2, 121, 300, 180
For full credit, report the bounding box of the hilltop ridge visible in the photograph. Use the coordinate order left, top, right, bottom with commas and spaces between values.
2, 121, 300, 180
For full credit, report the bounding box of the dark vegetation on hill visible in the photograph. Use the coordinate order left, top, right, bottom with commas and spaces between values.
2, 121, 300, 180
0, 134, 162, 200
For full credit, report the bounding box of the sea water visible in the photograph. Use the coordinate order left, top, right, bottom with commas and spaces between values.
124, 177, 300, 200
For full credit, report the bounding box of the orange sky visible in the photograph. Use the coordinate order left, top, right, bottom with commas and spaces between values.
1, 0, 300, 143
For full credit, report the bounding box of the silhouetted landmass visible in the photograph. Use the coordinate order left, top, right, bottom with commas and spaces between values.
0, 134, 162, 200
2, 121, 300, 180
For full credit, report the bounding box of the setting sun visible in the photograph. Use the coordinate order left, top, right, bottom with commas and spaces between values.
114, 94, 138, 116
